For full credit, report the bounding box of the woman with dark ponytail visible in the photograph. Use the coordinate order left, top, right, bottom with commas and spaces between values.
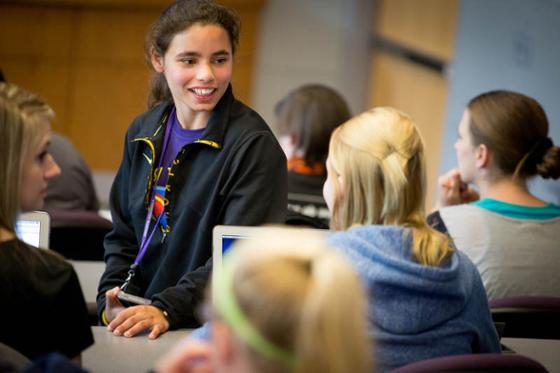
97, 0, 287, 339
433, 90, 560, 300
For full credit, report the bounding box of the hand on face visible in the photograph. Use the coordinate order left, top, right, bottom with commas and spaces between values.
105, 286, 170, 339
435, 168, 480, 209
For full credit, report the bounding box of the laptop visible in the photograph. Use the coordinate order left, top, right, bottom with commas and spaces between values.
16, 211, 50, 249
211, 225, 328, 290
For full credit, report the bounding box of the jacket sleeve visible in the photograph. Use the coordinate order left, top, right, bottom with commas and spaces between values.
96, 129, 140, 320
220, 131, 288, 225
151, 131, 288, 328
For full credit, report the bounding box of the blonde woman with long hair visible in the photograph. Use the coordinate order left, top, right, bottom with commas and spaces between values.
0, 82, 93, 363
324, 107, 500, 371
157, 229, 371, 373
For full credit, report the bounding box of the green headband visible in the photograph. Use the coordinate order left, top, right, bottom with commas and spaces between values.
213, 252, 299, 367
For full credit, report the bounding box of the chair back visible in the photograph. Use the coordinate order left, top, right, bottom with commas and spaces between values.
49, 210, 112, 261
390, 353, 548, 372
490, 296, 560, 339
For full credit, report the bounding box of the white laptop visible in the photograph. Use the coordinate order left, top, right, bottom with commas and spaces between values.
212, 225, 328, 290
16, 211, 50, 249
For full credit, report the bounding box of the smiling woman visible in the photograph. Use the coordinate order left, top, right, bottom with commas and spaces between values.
150, 23, 233, 129
97, 0, 288, 339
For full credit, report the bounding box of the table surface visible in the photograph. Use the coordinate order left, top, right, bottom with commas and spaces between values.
82, 326, 191, 373
501, 337, 560, 373
81, 328, 560, 373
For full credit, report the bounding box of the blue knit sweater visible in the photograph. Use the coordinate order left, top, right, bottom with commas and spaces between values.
328, 225, 501, 372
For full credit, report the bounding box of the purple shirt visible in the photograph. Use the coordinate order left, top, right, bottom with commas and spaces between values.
157, 108, 205, 186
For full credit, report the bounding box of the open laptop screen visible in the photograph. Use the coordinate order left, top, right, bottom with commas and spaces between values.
16, 211, 50, 249
211, 225, 328, 292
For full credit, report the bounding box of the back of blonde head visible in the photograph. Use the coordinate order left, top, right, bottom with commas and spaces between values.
0, 82, 54, 231
222, 229, 371, 373
328, 107, 452, 266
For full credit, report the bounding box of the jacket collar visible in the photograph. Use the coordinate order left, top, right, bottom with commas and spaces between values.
197, 83, 234, 148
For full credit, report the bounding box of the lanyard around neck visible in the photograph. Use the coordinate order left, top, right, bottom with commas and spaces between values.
121, 108, 175, 290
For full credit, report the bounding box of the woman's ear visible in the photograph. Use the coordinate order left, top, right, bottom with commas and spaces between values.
151, 48, 165, 73
475, 143, 490, 169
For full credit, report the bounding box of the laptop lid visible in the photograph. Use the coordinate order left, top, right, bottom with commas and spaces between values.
16, 211, 50, 249
211, 225, 328, 291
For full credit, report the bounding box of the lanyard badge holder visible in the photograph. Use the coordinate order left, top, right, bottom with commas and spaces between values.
121, 112, 174, 292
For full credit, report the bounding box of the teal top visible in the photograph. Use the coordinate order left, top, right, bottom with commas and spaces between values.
473, 198, 560, 220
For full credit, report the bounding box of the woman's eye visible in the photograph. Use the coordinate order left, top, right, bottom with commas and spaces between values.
214, 57, 228, 64
37, 150, 48, 162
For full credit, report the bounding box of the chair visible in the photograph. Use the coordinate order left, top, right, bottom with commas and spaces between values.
490, 296, 560, 339
49, 210, 112, 261
390, 353, 547, 372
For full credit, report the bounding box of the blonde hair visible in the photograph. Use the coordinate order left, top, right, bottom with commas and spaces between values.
327, 107, 452, 266
213, 228, 371, 373
0, 82, 54, 232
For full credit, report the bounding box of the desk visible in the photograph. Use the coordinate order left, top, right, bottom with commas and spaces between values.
83, 326, 190, 373
502, 337, 560, 373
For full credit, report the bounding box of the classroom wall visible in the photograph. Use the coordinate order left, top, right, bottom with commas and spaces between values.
250, 0, 374, 128
0, 0, 265, 171
440, 0, 560, 203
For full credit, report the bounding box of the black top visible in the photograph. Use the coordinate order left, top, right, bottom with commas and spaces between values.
0, 239, 94, 359
97, 85, 288, 328
287, 170, 330, 228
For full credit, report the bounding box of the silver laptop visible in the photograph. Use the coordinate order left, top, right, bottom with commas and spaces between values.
211, 225, 328, 290
16, 211, 50, 249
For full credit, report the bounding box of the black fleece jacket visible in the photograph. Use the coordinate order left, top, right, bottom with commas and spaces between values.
96, 86, 287, 328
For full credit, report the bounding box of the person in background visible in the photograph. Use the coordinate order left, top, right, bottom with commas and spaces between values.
156, 229, 372, 373
431, 90, 560, 300
0, 82, 93, 364
324, 107, 500, 372
97, 0, 287, 339
44, 132, 99, 212
275, 84, 350, 228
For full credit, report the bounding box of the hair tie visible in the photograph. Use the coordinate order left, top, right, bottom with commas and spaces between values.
528, 137, 554, 162
541, 137, 554, 151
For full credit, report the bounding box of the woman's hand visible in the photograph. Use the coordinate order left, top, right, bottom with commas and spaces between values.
156, 340, 212, 373
105, 286, 126, 323
106, 291, 170, 339
435, 168, 479, 209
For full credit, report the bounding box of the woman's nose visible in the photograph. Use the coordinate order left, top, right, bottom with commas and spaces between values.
45, 154, 61, 179
196, 62, 214, 82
